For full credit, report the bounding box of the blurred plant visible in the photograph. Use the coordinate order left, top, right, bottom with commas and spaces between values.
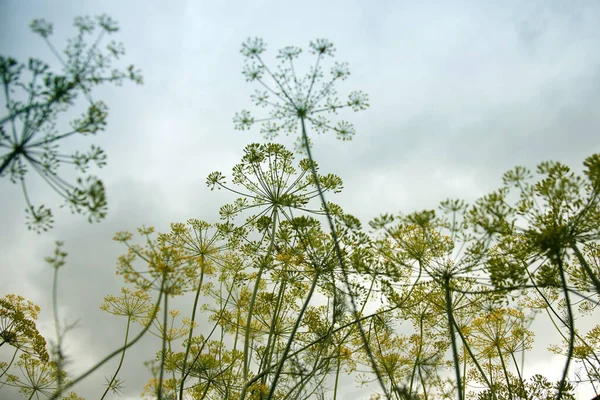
0, 14, 143, 233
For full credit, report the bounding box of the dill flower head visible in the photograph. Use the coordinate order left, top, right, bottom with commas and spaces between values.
4, 353, 66, 398
234, 37, 369, 151
114, 225, 208, 296
1, 14, 143, 233
0, 294, 49, 362
207, 142, 343, 225
99, 287, 153, 320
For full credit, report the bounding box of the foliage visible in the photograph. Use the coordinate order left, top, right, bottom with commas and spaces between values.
1, 19, 599, 400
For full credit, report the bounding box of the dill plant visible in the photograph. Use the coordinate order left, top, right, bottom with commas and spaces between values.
0, 15, 142, 233
2, 19, 600, 400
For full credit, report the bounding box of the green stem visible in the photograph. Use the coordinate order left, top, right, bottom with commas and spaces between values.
2, 79, 19, 144
0, 347, 19, 382
157, 292, 169, 400
557, 257, 575, 400
510, 352, 525, 396
462, 347, 467, 399
443, 276, 463, 400
411, 315, 425, 395
180, 289, 235, 389
451, 316, 496, 400
281, 355, 328, 400
51, 264, 66, 393
528, 268, 600, 367
242, 268, 266, 380
289, 367, 328, 399
333, 352, 341, 400
418, 366, 428, 400
266, 268, 320, 399
571, 243, 600, 294
179, 265, 205, 399
239, 210, 278, 399
299, 116, 391, 398
100, 317, 131, 400
52, 267, 60, 345
199, 381, 211, 398
258, 280, 286, 385
496, 342, 514, 400
240, 304, 401, 391
49, 279, 165, 400
488, 357, 494, 393
0, 152, 16, 176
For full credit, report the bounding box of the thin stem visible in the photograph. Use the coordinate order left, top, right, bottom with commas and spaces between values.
180, 289, 234, 386
305, 53, 322, 101
49, 279, 165, 400
258, 279, 287, 383
571, 243, 600, 294
557, 257, 575, 400
333, 353, 341, 400
240, 304, 402, 392
51, 265, 65, 392
44, 37, 66, 67
0, 152, 16, 180
0, 347, 19, 382
0, 103, 44, 127
100, 316, 131, 400
418, 366, 428, 400
444, 276, 463, 400
266, 267, 320, 399
27, 129, 80, 148
452, 311, 497, 400
462, 346, 467, 399
179, 265, 205, 400
239, 210, 278, 399
3, 80, 19, 144
255, 54, 297, 107
495, 342, 514, 400
157, 291, 169, 400
510, 352, 525, 396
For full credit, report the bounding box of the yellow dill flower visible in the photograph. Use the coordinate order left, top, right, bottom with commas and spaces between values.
4, 353, 66, 398
0, 294, 49, 361
99, 287, 152, 321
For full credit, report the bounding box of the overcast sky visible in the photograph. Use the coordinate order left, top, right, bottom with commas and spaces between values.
1, 1, 600, 399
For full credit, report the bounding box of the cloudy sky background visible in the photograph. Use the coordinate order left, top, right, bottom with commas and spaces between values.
1, 0, 600, 399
